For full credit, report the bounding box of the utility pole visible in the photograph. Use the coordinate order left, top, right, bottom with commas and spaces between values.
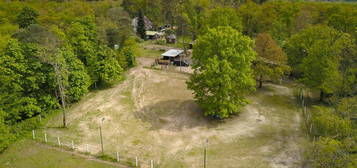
204, 138, 208, 168
100, 118, 105, 155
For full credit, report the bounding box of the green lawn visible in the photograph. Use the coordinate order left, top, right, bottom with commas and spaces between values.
0, 140, 116, 168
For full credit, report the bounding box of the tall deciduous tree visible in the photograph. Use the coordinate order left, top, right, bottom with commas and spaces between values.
254, 33, 289, 88
187, 26, 256, 119
137, 10, 146, 40
285, 25, 354, 101
16, 7, 39, 29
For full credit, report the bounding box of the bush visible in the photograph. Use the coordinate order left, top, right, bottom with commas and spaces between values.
311, 106, 353, 139
308, 137, 349, 168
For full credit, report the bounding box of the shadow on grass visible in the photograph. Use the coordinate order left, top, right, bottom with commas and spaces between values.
134, 100, 220, 131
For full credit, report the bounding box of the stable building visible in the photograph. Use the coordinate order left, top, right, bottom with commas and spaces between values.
146, 31, 164, 40
161, 49, 190, 66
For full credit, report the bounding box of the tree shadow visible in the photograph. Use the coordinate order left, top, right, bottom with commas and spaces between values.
133, 100, 220, 132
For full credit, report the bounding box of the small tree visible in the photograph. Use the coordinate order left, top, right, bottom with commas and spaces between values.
16, 7, 39, 29
254, 33, 289, 88
137, 10, 146, 40
187, 26, 256, 119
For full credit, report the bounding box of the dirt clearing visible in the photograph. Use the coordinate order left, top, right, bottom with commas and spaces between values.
46, 57, 306, 168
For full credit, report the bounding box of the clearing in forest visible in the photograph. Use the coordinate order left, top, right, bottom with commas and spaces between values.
45, 57, 306, 168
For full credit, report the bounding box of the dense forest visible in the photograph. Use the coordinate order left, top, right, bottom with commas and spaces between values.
0, 0, 138, 151
0, 0, 356, 167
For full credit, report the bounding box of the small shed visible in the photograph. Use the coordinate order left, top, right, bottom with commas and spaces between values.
146, 31, 164, 40
161, 49, 184, 61
166, 34, 176, 44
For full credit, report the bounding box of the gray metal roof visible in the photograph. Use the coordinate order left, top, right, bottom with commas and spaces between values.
161, 49, 184, 57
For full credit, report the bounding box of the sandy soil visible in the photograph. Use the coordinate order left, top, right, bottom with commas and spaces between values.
46, 57, 306, 168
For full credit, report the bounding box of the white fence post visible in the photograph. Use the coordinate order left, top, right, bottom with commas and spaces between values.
151, 160, 154, 168
135, 156, 138, 167
71, 140, 74, 150
116, 152, 119, 162
44, 133, 47, 142
57, 136, 61, 146
86, 144, 89, 153
32, 130, 35, 139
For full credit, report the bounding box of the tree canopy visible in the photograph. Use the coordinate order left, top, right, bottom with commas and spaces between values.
188, 26, 256, 119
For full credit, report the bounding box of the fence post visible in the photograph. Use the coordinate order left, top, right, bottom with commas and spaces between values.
71, 140, 75, 150
32, 130, 35, 139
86, 144, 89, 153
57, 136, 61, 146
44, 133, 47, 142
116, 152, 119, 162
135, 156, 138, 167
151, 160, 154, 168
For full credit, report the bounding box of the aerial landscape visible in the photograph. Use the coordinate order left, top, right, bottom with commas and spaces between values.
0, 0, 356, 168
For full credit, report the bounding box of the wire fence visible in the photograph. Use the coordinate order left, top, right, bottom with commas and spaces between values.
31, 130, 156, 168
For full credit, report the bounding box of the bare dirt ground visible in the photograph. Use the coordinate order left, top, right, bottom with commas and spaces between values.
46, 57, 306, 168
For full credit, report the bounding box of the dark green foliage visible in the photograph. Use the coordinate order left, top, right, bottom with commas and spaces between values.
285, 25, 355, 100
137, 10, 146, 40
16, 7, 38, 29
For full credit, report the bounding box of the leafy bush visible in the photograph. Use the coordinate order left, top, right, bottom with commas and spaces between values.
308, 137, 349, 168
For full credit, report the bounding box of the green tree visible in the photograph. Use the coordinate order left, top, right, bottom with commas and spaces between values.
203, 7, 242, 33
0, 40, 54, 123
16, 7, 39, 29
137, 10, 146, 40
285, 25, 353, 101
187, 26, 256, 119
254, 33, 289, 88
95, 46, 123, 85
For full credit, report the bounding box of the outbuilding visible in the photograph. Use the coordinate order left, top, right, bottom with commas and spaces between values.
166, 34, 176, 44
146, 31, 164, 40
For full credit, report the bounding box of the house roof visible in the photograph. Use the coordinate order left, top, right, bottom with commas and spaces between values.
146, 31, 163, 36
161, 49, 184, 57
166, 34, 176, 39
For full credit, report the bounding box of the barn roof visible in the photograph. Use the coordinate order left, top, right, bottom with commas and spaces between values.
146, 31, 163, 36
161, 49, 184, 57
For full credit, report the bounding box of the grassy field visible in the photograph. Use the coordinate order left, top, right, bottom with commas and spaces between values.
0, 140, 116, 168
42, 55, 307, 168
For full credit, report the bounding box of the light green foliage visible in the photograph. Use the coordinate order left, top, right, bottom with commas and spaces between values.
188, 26, 256, 118
311, 106, 352, 140
286, 25, 354, 99
0, 40, 56, 123
336, 97, 357, 126
203, 7, 242, 33
16, 7, 38, 29
309, 137, 349, 168
0, 109, 13, 152
95, 46, 123, 85
62, 46, 91, 102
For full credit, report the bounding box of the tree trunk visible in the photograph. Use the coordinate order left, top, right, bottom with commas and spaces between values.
320, 90, 324, 102
259, 75, 263, 88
